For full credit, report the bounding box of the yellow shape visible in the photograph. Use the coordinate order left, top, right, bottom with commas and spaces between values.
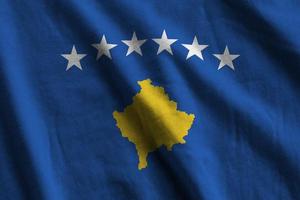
113, 79, 195, 170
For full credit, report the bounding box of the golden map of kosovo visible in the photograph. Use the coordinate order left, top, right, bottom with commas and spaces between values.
113, 79, 195, 170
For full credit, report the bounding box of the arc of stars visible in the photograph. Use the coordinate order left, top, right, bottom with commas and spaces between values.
61, 30, 240, 71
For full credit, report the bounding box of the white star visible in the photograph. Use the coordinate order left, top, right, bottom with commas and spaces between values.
61, 45, 87, 71
213, 46, 240, 70
91, 35, 117, 60
122, 32, 147, 56
182, 36, 208, 60
152, 30, 178, 55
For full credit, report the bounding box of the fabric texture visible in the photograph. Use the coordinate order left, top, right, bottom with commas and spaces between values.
0, 1, 300, 199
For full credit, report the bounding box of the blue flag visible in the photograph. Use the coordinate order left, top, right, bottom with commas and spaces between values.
0, 1, 300, 199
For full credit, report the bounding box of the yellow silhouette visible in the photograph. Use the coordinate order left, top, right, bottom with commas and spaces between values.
113, 79, 195, 170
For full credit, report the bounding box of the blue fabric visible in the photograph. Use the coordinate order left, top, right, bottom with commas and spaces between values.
0, 0, 300, 199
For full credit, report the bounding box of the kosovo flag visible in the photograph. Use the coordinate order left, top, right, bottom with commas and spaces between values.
1, 1, 300, 200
